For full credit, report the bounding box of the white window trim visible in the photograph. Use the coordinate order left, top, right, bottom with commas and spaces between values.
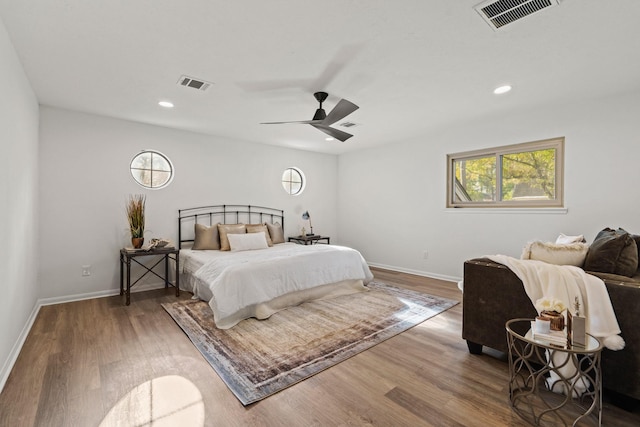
446, 137, 564, 209
282, 167, 306, 196
130, 149, 175, 190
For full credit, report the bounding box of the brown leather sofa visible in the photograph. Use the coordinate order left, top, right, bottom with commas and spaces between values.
462, 257, 640, 402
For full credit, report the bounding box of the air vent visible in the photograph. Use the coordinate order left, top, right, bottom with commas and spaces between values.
177, 75, 213, 92
474, 0, 559, 30
339, 122, 358, 128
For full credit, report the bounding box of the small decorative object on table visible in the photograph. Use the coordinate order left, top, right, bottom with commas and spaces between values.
535, 297, 566, 331
126, 194, 146, 248
568, 296, 587, 347
149, 238, 171, 250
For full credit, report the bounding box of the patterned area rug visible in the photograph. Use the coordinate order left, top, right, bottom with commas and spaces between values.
162, 281, 458, 405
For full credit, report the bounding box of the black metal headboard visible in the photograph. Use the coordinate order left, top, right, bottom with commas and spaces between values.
178, 204, 284, 249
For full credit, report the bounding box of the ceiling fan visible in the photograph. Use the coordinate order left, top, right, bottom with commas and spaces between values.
260, 92, 359, 142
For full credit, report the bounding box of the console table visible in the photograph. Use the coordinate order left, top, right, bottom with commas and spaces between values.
506, 318, 603, 426
119, 247, 180, 305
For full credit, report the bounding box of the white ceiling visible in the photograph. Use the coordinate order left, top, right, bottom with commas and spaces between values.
1, 0, 639, 155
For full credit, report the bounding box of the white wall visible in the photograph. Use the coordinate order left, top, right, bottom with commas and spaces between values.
38, 107, 338, 299
338, 90, 640, 281
0, 18, 39, 386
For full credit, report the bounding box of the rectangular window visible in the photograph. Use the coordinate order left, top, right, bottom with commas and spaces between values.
447, 137, 564, 208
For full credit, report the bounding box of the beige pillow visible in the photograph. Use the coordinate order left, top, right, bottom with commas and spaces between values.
246, 223, 273, 246
555, 233, 585, 244
217, 223, 246, 251
521, 240, 589, 267
192, 223, 220, 250
266, 222, 285, 244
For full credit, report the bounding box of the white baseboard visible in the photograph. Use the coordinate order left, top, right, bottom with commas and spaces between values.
38, 282, 167, 306
0, 301, 41, 393
0, 281, 169, 393
368, 262, 461, 283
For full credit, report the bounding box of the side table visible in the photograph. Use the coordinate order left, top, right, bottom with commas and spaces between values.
506, 318, 603, 426
288, 235, 330, 245
119, 247, 180, 305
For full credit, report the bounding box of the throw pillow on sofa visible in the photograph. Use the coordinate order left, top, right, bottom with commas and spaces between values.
583, 227, 638, 277
555, 233, 586, 244
521, 240, 589, 266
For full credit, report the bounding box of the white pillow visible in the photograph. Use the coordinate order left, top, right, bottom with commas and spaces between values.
521, 240, 589, 266
227, 232, 269, 252
555, 233, 585, 244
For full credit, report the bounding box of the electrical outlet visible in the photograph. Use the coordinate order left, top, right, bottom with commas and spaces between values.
423, 251, 428, 260
82, 265, 91, 277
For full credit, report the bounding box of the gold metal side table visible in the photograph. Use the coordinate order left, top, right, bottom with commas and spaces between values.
506, 318, 603, 427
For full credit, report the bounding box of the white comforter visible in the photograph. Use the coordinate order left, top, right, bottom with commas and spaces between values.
189, 243, 373, 328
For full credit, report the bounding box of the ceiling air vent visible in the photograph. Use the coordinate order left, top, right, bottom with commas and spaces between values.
339, 122, 358, 128
177, 75, 213, 92
474, 0, 560, 30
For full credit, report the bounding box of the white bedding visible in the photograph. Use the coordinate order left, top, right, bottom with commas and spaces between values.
180, 243, 373, 329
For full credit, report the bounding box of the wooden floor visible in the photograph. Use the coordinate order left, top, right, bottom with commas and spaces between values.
1, 268, 638, 426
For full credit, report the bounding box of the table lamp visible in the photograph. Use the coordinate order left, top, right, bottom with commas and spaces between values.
302, 211, 314, 236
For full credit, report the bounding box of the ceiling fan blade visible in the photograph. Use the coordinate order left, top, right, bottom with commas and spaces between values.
311, 124, 353, 142
322, 99, 359, 126
260, 120, 323, 125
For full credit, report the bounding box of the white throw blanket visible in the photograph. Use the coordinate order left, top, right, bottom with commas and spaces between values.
488, 255, 625, 351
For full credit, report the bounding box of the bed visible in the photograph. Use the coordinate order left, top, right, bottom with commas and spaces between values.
178, 205, 373, 329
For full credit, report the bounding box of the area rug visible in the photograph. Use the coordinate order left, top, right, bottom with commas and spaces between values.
161, 281, 458, 405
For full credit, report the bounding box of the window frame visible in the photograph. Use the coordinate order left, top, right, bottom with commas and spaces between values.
130, 149, 174, 190
446, 137, 564, 208
281, 167, 306, 196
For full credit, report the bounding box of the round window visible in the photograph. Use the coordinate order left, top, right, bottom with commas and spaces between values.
130, 150, 174, 189
282, 167, 305, 196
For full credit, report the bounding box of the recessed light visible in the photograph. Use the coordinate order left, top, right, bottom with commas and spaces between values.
325, 137, 334, 141
158, 101, 174, 108
493, 85, 512, 95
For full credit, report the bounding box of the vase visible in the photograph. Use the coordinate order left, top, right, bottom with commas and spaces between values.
540, 310, 565, 331
132, 237, 144, 249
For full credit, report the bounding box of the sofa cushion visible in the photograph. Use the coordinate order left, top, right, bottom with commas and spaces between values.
584, 228, 638, 277
521, 240, 589, 266
588, 270, 640, 286
555, 233, 586, 244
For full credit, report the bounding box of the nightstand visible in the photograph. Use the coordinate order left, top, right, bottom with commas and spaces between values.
288, 235, 330, 245
119, 247, 180, 305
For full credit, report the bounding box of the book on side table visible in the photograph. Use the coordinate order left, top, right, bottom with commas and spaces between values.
530, 321, 568, 346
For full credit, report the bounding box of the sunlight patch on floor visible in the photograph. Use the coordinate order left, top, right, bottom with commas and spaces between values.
100, 375, 205, 427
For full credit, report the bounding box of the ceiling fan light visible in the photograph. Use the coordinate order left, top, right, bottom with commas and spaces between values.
493, 85, 512, 95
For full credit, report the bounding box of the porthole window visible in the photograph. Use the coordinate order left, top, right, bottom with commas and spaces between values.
282, 167, 305, 196
130, 150, 174, 189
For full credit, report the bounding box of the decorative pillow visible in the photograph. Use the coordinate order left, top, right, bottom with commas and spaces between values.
632, 234, 640, 259
583, 228, 638, 277
227, 232, 269, 252
192, 223, 220, 250
555, 233, 585, 244
265, 222, 285, 244
521, 241, 589, 267
246, 223, 273, 246
217, 223, 246, 251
